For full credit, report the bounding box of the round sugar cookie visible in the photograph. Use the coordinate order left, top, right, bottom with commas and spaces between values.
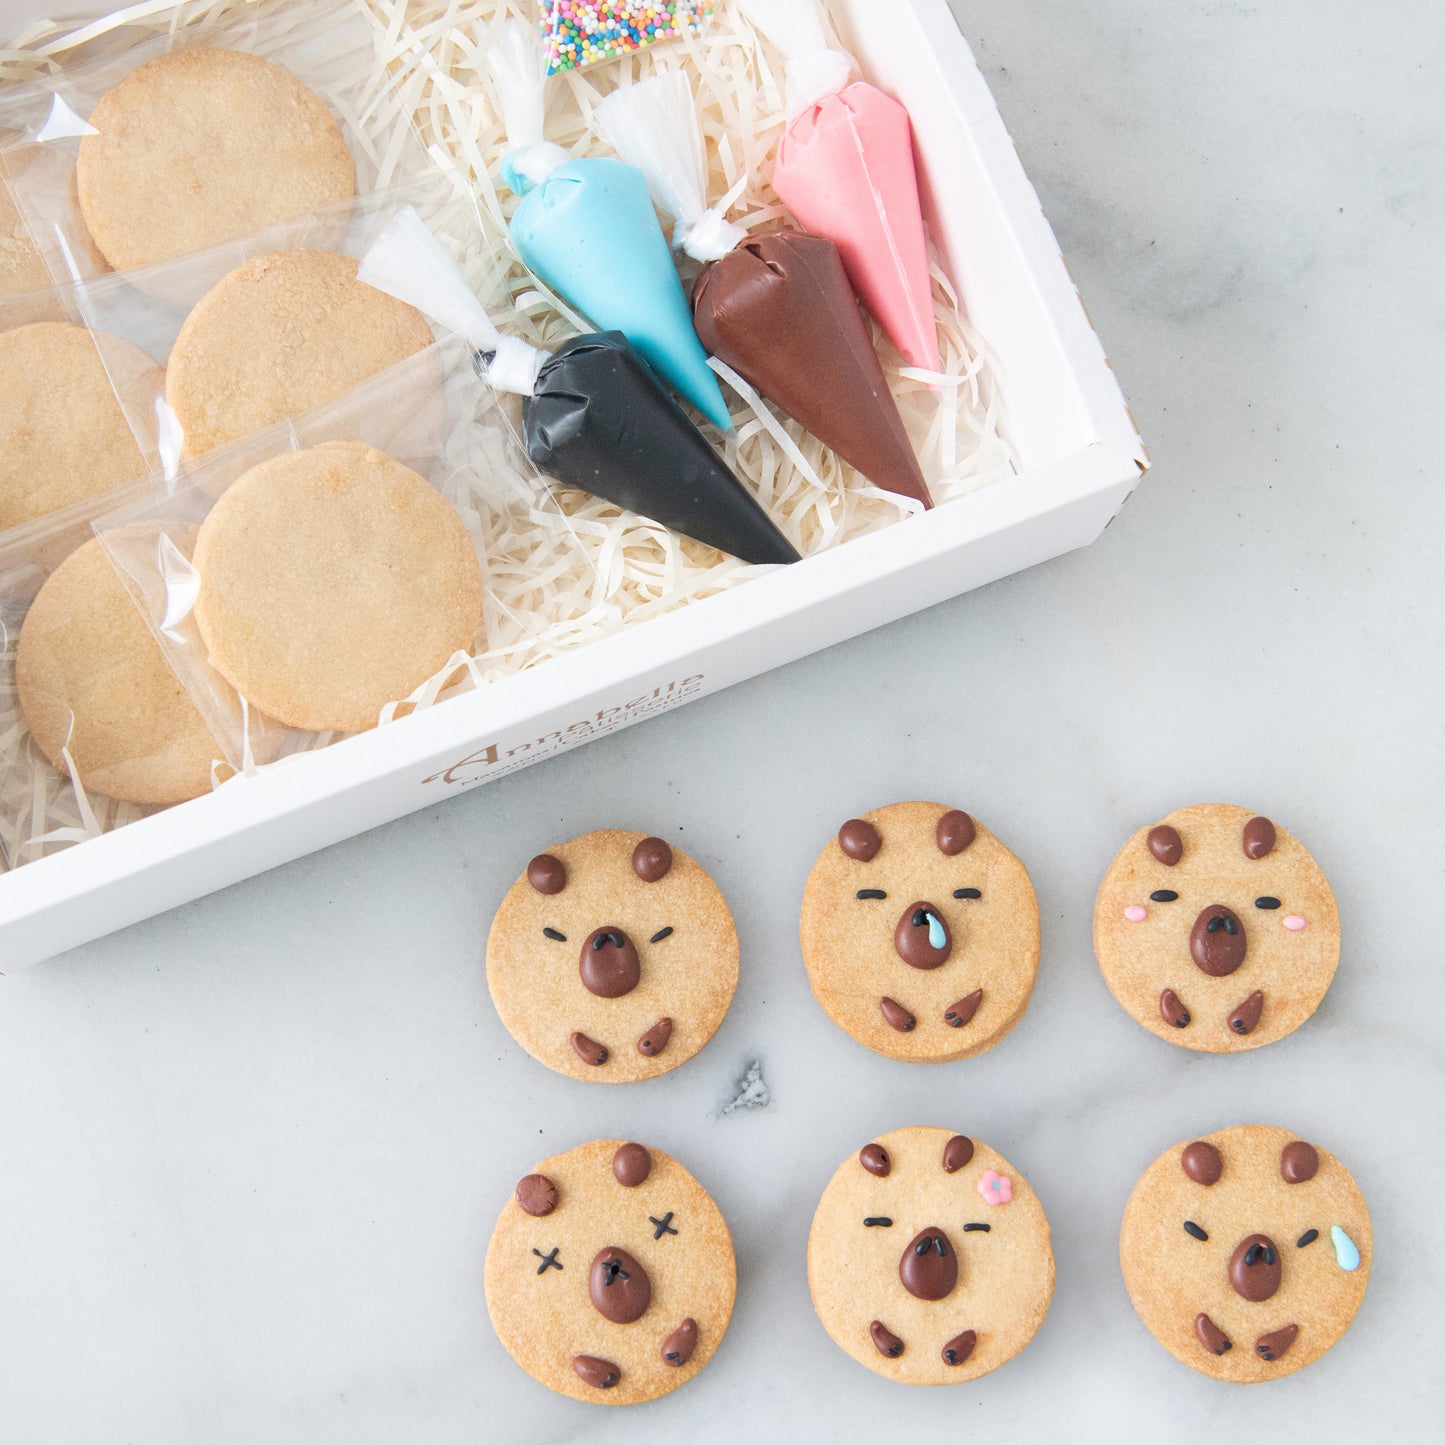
485, 1139, 736, 1404
799, 801, 1041, 1061
1121, 1124, 1371, 1381
16, 533, 220, 805
808, 1126, 1054, 1384
1094, 803, 1340, 1052
76, 48, 356, 273
191, 441, 481, 734
0, 322, 157, 531
486, 830, 738, 1082
165, 250, 435, 457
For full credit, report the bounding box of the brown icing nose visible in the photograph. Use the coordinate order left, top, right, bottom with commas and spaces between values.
1229, 1234, 1281, 1302
579, 927, 641, 998
1190, 905, 1247, 976
894, 903, 952, 969
899, 1227, 958, 1300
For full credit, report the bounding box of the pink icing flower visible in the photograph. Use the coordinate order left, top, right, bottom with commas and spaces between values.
977, 1169, 1012, 1206
1124, 905, 1148, 923
1283, 915, 1307, 931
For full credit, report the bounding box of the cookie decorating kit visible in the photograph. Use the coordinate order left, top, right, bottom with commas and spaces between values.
0, 0, 1144, 968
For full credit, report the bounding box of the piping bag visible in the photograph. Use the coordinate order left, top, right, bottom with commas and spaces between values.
487, 20, 733, 431
733, 0, 941, 372
596, 72, 931, 509
355, 208, 799, 566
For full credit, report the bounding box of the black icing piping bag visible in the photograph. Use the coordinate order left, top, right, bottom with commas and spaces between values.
356, 208, 799, 566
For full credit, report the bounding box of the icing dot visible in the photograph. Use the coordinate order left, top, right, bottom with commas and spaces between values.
1124, 905, 1148, 923
1283, 915, 1307, 931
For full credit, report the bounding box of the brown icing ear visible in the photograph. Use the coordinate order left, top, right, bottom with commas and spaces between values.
1280, 1141, 1319, 1183
632, 837, 673, 882
838, 818, 881, 862
1243, 816, 1277, 859
516, 1174, 559, 1216
1148, 825, 1183, 866
1180, 1141, 1223, 1185
936, 809, 976, 855
942, 1135, 974, 1172
527, 854, 567, 894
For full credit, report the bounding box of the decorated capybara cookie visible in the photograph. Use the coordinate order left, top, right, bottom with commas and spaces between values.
799, 802, 1040, 1061
486, 830, 738, 1082
1121, 1125, 1371, 1381
808, 1126, 1054, 1384
485, 1140, 736, 1403
1094, 804, 1340, 1051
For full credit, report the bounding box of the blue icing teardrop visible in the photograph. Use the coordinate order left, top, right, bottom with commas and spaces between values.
1330, 1225, 1361, 1271
926, 912, 946, 950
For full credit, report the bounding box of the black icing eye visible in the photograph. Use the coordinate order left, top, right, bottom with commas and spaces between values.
542, 927, 566, 941
863, 1216, 893, 1227
1149, 889, 1179, 902
1255, 896, 1282, 910
962, 1222, 990, 1233
857, 889, 887, 900
649, 926, 674, 943
953, 888, 982, 900
1297, 1229, 1319, 1247
1183, 1221, 1208, 1241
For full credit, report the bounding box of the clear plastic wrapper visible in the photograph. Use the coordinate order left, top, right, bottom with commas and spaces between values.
0, 0, 429, 287
63, 180, 491, 474
0, 281, 164, 535
0, 481, 226, 869
94, 333, 604, 783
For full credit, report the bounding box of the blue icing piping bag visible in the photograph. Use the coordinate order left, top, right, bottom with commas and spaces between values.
486, 20, 732, 432
356, 207, 798, 566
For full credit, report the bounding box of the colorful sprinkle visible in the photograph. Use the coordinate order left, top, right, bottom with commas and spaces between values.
1331, 1225, 1361, 1271
541, 2, 714, 76
1283, 915, 1307, 931
1124, 904, 1148, 922
977, 1169, 1012, 1206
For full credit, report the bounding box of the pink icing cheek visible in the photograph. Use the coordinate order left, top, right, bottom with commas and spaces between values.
1123, 905, 1148, 923
1283, 915, 1307, 931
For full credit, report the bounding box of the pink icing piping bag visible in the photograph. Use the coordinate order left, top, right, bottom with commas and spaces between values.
734, 0, 941, 371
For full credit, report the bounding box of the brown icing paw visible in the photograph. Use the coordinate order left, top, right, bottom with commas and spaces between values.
486, 1139, 736, 1404
1095, 804, 1340, 1052
1121, 1125, 1371, 1381
487, 830, 739, 1081
800, 803, 1041, 1061
809, 1126, 1054, 1384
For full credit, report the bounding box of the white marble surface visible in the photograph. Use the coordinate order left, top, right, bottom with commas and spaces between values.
3, 1, 1442, 1440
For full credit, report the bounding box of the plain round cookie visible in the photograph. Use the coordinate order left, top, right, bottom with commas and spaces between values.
75, 48, 356, 273
487, 830, 738, 1082
191, 440, 482, 733
1094, 803, 1340, 1052
799, 801, 1041, 1061
165, 250, 435, 457
1121, 1124, 1371, 1381
0, 322, 157, 531
485, 1139, 736, 1404
16, 533, 220, 805
808, 1126, 1054, 1384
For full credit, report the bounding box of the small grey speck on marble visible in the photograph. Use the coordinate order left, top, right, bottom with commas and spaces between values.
720, 1057, 771, 1115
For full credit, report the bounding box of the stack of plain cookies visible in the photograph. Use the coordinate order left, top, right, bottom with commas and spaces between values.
481, 804, 1368, 1402
4, 47, 481, 814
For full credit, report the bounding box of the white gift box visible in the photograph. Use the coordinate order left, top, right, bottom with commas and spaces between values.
0, 0, 1145, 969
